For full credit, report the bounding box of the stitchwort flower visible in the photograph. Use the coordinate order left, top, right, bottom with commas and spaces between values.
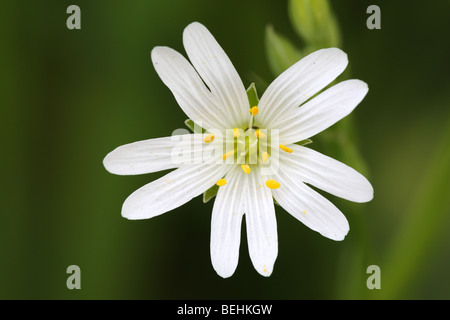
103, 22, 373, 278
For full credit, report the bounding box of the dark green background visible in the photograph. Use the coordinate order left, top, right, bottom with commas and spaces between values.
1, 0, 449, 299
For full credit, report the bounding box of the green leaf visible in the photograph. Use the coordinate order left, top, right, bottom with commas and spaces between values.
288, 0, 341, 49
203, 184, 219, 203
246, 83, 260, 107
184, 119, 207, 133
265, 25, 304, 77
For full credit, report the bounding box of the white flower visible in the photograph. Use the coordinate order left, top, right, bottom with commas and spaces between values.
103, 22, 373, 278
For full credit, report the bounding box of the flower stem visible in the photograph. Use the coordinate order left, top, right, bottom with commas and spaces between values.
380, 116, 450, 299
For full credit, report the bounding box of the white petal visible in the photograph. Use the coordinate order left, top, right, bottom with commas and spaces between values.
271, 168, 349, 241
244, 167, 278, 276
103, 134, 216, 175
280, 145, 373, 203
122, 164, 231, 220
257, 48, 348, 128
276, 80, 369, 145
210, 166, 245, 278
183, 22, 249, 129
151, 46, 231, 131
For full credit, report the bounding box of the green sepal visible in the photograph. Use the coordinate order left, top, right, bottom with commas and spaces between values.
295, 138, 313, 146
184, 119, 207, 133
203, 184, 219, 203
246, 82, 260, 107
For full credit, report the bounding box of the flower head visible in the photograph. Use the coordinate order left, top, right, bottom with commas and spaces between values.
103, 22, 373, 278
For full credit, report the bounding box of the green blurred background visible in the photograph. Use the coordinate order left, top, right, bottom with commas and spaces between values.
1, 0, 449, 299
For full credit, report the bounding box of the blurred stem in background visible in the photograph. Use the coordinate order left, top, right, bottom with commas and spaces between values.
380, 116, 450, 299
288, 0, 341, 53
265, 0, 371, 299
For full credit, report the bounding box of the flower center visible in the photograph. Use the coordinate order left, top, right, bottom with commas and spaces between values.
221, 107, 275, 174
230, 127, 269, 169
213, 105, 284, 189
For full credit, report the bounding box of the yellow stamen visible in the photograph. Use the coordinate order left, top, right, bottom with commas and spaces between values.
233, 128, 240, 138
241, 164, 251, 174
279, 144, 293, 153
262, 152, 270, 162
216, 179, 227, 187
203, 134, 214, 143
222, 150, 235, 160
255, 129, 265, 138
249, 106, 259, 116
265, 179, 280, 189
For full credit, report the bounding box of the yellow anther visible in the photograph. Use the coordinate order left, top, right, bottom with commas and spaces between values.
255, 129, 265, 138
203, 134, 214, 143
279, 144, 293, 153
303, 210, 306, 214
249, 106, 259, 116
241, 164, 251, 174
233, 128, 240, 138
216, 179, 227, 187
262, 152, 270, 163
222, 150, 235, 160
265, 179, 280, 189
